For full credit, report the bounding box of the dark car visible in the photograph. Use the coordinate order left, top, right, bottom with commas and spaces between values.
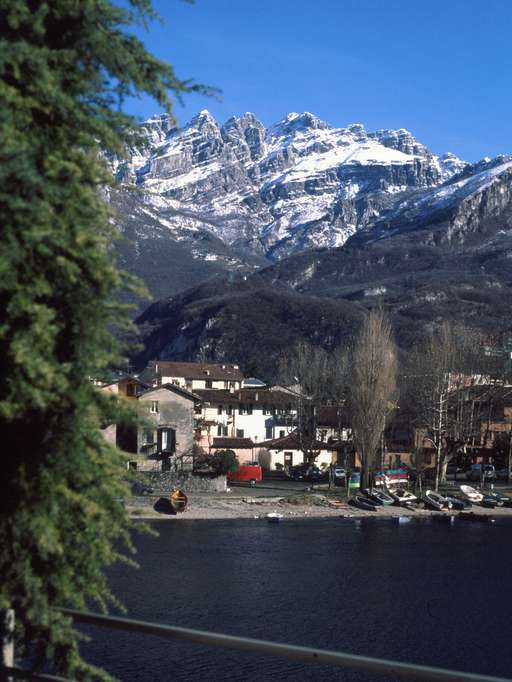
287, 464, 310, 481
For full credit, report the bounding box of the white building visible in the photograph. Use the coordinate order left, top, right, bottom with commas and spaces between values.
140, 361, 244, 391
194, 387, 299, 449
256, 433, 337, 470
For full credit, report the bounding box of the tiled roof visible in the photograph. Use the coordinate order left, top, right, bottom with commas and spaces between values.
212, 437, 255, 449
316, 405, 349, 428
138, 383, 201, 401
145, 360, 244, 381
258, 432, 334, 451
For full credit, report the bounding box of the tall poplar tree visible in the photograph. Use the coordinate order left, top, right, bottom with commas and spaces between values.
0, 2, 210, 678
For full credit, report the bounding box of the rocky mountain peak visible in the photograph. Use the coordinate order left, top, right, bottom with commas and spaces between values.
112, 109, 479, 266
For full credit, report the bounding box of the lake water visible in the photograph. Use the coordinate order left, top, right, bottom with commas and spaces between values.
81, 517, 512, 681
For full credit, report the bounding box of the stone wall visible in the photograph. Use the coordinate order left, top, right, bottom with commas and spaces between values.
146, 471, 227, 493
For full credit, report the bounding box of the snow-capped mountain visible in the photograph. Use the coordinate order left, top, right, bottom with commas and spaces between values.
113, 109, 468, 262
133, 152, 512, 377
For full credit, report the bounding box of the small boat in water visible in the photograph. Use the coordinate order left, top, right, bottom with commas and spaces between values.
169, 489, 188, 513
349, 496, 379, 512
424, 490, 452, 511
266, 512, 284, 523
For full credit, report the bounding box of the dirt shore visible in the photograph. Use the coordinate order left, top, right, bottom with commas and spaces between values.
126, 493, 512, 521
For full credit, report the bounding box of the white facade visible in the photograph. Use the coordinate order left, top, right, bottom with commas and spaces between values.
194, 390, 298, 447
257, 446, 335, 470
161, 376, 240, 391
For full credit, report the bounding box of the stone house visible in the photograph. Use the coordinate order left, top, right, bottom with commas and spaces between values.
136, 384, 201, 471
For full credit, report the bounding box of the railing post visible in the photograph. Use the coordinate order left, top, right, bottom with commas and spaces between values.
1, 609, 14, 681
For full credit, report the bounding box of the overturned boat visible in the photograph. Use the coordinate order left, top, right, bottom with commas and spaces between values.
349, 496, 379, 512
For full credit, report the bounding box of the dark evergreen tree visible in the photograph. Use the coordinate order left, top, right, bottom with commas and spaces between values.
0, 2, 211, 677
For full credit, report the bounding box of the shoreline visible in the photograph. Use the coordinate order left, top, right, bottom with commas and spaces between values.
126, 494, 512, 521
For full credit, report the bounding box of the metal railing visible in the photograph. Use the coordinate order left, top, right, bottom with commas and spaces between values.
2, 609, 512, 682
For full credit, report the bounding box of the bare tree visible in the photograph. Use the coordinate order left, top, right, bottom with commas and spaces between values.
405, 323, 508, 490
348, 310, 397, 491
278, 343, 349, 465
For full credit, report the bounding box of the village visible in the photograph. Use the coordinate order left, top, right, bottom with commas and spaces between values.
97, 358, 512, 520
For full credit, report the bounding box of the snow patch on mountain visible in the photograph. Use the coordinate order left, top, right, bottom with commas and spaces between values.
113, 110, 472, 260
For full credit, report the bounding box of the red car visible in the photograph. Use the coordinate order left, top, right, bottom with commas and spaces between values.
227, 464, 263, 486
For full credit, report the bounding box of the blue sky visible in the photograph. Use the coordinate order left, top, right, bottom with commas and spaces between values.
127, 0, 512, 161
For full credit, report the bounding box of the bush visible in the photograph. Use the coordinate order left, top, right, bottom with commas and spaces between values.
210, 450, 239, 475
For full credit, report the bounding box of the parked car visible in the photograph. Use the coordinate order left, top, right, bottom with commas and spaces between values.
333, 466, 346, 479
287, 464, 310, 481
287, 464, 328, 482
466, 464, 496, 482
227, 464, 263, 486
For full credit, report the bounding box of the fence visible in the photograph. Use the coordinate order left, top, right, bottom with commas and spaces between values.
2, 608, 511, 682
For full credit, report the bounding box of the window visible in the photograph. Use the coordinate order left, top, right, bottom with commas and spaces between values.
144, 430, 155, 444
217, 405, 223, 415
150, 400, 159, 414
236, 429, 244, 438
194, 403, 202, 414
229, 382, 236, 389
263, 406, 270, 415
205, 379, 213, 388
279, 430, 285, 438
239, 404, 253, 415
217, 425, 228, 437
226, 405, 233, 415
265, 426, 273, 439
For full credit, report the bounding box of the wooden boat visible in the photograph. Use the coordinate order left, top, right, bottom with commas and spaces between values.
169, 489, 188, 513
349, 496, 379, 512
363, 489, 394, 506
460, 485, 484, 503
266, 512, 284, 523
424, 490, 452, 511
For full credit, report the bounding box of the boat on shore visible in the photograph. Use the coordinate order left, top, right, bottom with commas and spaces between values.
486, 490, 511, 507
349, 496, 379, 512
444, 495, 471, 511
460, 485, 484, 503
266, 512, 284, 523
169, 489, 188, 513
388, 489, 417, 508
363, 489, 394, 506
424, 490, 452, 511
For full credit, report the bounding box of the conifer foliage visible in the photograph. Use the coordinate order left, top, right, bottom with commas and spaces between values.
0, 2, 207, 677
